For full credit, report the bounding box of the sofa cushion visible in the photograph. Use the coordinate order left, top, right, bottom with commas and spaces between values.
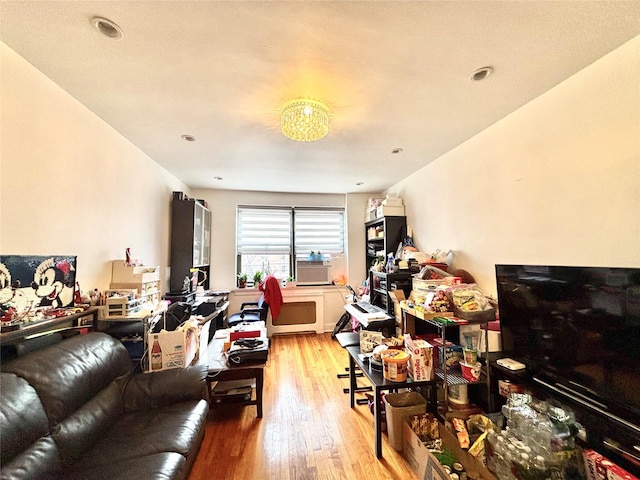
63, 452, 185, 480
4, 333, 132, 426
72, 399, 209, 470
123, 365, 208, 411
3, 333, 133, 466
0, 373, 62, 480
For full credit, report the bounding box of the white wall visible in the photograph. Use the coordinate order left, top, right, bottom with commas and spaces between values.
190, 189, 376, 330
0, 43, 190, 292
190, 188, 361, 288
390, 35, 640, 296
4, 32, 637, 316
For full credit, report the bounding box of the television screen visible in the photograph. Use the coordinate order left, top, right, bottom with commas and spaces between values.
0, 255, 77, 313
495, 264, 640, 424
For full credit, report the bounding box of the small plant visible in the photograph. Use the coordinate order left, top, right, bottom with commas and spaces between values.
237, 273, 248, 288
253, 271, 264, 285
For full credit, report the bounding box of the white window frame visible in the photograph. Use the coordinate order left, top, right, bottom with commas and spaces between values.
236, 206, 345, 279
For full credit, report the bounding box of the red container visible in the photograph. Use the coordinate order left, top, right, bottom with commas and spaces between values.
460, 362, 481, 383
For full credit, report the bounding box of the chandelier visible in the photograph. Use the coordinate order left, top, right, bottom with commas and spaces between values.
281, 99, 329, 142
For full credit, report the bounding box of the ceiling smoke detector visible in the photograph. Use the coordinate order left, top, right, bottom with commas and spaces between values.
91, 16, 123, 40
469, 66, 493, 82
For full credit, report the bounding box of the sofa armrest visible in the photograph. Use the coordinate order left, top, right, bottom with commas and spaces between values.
122, 364, 208, 412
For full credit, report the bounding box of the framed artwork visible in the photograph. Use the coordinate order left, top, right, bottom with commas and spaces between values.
0, 255, 78, 313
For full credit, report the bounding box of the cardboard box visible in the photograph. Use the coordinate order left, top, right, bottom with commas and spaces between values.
459, 324, 502, 353
111, 261, 160, 283
583, 449, 639, 480
360, 330, 383, 354
403, 418, 497, 480
428, 336, 463, 370
412, 278, 446, 292
498, 379, 524, 397
402, 296, 455, 321
388, 290, 406, 321
375, 205, 405, 218
404, 334, 434, 381
148, 323, 198, 371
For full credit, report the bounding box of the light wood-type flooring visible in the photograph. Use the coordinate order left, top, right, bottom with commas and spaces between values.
188, 332, 420, 480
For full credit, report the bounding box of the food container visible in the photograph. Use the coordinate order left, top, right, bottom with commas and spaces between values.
381, 349, 410, 382
463, 348, 478, 365
460, 362, 482, 383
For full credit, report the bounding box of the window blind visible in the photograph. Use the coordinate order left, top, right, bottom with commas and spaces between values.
237, 207, 292, 254
294, 208, 345, 255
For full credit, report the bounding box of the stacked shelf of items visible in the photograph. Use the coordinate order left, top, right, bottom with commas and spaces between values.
401, 306, 494, 417
365, 216, 408, 315
109, 260, 161, 306
170, 193, 211, 292
98, 297, 166, 371
369, 270, 412, 316
98, 261, 166, 370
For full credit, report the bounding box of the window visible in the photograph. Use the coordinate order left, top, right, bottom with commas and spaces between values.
237, 206, 345, 280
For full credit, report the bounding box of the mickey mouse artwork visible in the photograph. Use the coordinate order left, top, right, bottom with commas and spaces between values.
0, 262, 12, 304
30, 257, 76, 308
0, 255, 77, 315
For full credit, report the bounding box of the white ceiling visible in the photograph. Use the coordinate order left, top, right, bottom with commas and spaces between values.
2, 1, 639, 194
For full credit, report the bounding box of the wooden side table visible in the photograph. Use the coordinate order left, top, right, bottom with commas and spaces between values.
199, 331, 267, 418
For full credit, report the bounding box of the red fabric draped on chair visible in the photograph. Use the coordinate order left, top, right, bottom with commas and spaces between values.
259, 275, 283, 320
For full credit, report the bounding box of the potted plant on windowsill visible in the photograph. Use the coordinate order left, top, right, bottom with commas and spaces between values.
253, 271, 264, 287
237, 273, 248, 288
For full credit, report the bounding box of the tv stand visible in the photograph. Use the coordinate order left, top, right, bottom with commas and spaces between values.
532, 375, 640, 436
490, 362, 640, 473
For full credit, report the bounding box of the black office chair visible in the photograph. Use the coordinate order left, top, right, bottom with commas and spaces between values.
227, 293, 269, 327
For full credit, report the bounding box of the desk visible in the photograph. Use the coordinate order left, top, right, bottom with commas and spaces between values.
199, 330, 267, 418
346, 345, 437, 459
0, 307, 99, 346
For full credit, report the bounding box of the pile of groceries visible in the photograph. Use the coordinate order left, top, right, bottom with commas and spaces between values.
417, 392, 638, 480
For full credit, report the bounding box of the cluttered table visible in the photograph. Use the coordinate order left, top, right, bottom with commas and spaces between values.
198, 323, 268, 418
0, 306, 99, 346
345, 344, 438, 459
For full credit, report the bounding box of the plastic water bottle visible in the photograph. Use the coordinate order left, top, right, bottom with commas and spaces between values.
485, 430, 500, 473
505, 443, 518, 480
531, 455, 549, 480
493, 435, 513, 480
517, 452, 537, 480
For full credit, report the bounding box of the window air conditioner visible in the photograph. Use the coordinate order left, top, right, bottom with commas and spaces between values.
296, 260, 332, 285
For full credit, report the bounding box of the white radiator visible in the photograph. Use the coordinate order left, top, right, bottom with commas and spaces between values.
268, 292, 324, 335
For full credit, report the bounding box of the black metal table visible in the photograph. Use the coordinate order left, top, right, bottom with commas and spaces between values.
345, 344, 438, 459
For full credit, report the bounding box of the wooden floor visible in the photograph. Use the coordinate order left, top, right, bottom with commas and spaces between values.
188, 332, 420, 480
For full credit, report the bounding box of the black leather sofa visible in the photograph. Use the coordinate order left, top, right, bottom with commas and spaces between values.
0, 332, 209, 480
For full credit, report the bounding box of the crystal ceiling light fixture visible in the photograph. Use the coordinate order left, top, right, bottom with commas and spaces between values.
281, 99, 329, 142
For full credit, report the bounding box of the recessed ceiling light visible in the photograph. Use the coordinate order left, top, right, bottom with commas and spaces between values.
91, 16, 123, 40
391, 148, 403, 154
181, 135, 196, 142
469, 66, 493, 82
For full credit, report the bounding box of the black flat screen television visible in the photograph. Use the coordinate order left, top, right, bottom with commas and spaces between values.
495, 264, 640, 430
